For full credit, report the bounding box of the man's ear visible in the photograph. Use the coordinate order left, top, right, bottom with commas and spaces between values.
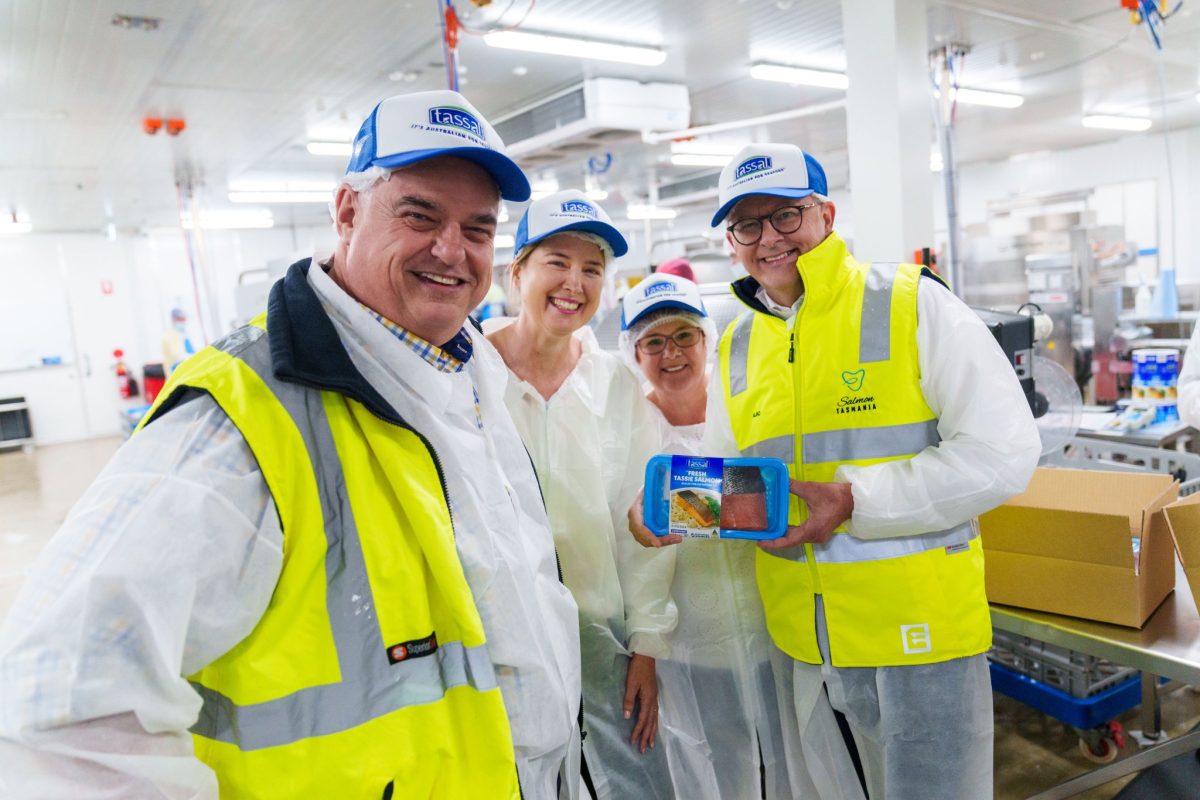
820, 200, 837, 235
334, 186, 358, 240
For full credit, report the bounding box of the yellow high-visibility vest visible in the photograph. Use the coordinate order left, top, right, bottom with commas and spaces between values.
139, 282, 519, 798
718, 233, 991, 668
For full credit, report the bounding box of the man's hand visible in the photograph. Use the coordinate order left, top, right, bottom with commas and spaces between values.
628, 489, 682, 548
623, 653, 659, 753
758, 479, 854, 551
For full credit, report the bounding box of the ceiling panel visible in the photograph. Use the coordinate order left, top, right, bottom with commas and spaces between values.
1, 0, 1198, 234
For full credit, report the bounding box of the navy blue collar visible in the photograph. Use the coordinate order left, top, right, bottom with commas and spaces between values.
267, 258, 404, 425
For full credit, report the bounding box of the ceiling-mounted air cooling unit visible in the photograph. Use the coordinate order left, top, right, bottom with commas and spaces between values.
656, 170, 721, 207
494, 77, 690, 160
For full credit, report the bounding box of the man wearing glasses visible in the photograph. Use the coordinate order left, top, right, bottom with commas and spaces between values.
698, 143, 1039, 798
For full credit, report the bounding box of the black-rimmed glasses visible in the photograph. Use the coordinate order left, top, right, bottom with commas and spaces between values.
727, 202, 821, 246
636, 327, 705, 355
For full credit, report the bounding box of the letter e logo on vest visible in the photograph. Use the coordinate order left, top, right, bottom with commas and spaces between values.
900, 623, 931, 655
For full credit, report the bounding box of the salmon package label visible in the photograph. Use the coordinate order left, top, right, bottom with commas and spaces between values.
669, 455, 724, 538
643, 454, 789, 541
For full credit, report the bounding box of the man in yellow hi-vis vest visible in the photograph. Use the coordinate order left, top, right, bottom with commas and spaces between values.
634, 143, 1040, 799
0, 92, 582, 799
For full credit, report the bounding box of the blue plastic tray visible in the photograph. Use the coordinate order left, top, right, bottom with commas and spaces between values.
643, 454, 790, 540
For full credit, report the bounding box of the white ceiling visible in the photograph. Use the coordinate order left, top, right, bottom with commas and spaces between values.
1, 0, 1198, 234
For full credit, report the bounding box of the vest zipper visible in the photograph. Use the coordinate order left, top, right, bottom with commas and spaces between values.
790, 307, 823, 596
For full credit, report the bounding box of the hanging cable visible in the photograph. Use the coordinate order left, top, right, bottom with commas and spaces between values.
437, 0, 460, 91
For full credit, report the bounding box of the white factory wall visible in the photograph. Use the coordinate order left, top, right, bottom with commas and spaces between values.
935, 126, 1200, 285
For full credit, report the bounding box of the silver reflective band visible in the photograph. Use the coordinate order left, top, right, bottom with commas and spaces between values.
745, 435, 795, 463
190, 640, 496, 750
803, 419, 939, 465
813, 521, 976, 564
187, 328, 496, 751
728, 312, 754, 397
860, 263, 897, 364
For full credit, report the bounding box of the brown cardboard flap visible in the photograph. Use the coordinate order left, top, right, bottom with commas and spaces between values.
1164, 494, 1200, 568
984, 550, 1141, 626
979, 506, 1137, 567
1010, 469, 1178, 529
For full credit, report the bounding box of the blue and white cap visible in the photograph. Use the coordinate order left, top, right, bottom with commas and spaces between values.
710, 143, 827, 227
620, 273, 707, 331
345, 90, 531, 202
513, 189, 628, 259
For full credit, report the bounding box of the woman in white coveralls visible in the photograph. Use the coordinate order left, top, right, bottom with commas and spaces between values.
484, 190, 676, 799
619, 273, 866, 800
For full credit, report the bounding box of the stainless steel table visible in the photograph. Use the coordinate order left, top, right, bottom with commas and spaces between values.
1076, 421, 1195, 451
991, 561, 1200, 798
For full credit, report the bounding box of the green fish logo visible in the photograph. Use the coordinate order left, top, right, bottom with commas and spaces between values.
842, 369, 865, 392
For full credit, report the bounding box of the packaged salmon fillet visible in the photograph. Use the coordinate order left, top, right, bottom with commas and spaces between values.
643, 454, 789, 540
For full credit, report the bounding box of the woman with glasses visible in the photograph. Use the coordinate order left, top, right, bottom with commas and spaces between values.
619, 274, 859, 799
484, 190, 676, 800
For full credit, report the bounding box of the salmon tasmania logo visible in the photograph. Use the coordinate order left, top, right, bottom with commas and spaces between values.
836, 369, 876, 415
842, 369, 865, 392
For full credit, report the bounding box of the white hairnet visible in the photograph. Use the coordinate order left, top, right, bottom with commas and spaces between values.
618, 307, 719, 375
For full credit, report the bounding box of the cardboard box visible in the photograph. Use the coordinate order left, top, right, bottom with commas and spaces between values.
978, 467, 1177, 628
1162, 493, 1200, 612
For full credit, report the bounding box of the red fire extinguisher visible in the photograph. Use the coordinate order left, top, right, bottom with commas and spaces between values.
114, 349, 140, 399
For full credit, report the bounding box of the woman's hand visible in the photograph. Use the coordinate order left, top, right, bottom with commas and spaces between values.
628, 489, 683, 548
623, 653, 660, 753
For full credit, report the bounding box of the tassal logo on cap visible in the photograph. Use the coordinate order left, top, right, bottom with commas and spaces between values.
642, 280, 678, 298
560, 200, 598, 217
427, 106, 483, 137
735, 156, 774, 181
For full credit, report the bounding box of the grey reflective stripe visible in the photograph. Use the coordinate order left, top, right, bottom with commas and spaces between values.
812, 521, 976, 564
860, 263, 897, 363
189, 330, 495, 751
190, 641, 496, 750
727, 312, 754, 397
744, 434, 795, 463
802, 419, 939, 465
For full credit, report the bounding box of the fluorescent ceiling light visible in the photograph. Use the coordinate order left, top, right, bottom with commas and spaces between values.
627, 205, 677, 221
750, 63, 847, 90
1082, 115, 1152, 132
229, 178, 337, 192
229, 191, 332, 204
484, 31, 665, 66
670, 153, 730, 167
494, 234, 516, 249
952, 87, 1024, 108
181, 209, 275, 230
306, 141, 353, 156
669, 141, 745, 156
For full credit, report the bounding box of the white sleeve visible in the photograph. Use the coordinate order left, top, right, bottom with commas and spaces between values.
1177, 324, 1200, 428
0, 396, 283, 799
612, 370, 678, 659
836, 280, 1041, 539
700, 363, 744, 458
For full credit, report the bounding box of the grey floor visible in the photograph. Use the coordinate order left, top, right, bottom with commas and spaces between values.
2, 438, 1198, 799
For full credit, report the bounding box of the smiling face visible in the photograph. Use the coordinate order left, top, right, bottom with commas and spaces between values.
725, 194, 836, 307
329, 156, 500, 344
512, 233, 606, 337
634, 317, 708, 398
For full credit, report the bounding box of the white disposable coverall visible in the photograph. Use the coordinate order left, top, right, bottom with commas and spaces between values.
0, 263, 582, 800
704, 277, 1041, 800
651, 407, 864, 800
485, 319, 678, 800
1176, 323, 1200, 428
